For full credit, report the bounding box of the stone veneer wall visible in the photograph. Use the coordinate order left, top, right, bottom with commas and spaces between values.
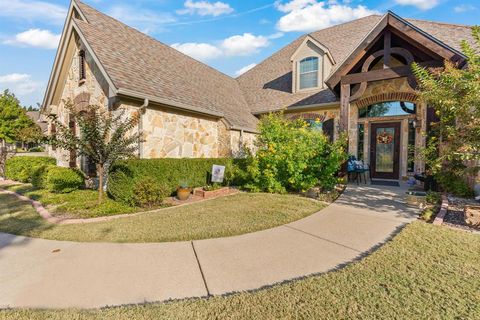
348, 77, 426, 178
48, 36, 109, 167
141, 106, 221, 158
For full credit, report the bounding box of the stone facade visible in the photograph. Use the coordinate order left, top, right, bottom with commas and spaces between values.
47, 36, 109, 168
348, 77, 427, 179
46, 35, 259, 165
141, 106, 220, 158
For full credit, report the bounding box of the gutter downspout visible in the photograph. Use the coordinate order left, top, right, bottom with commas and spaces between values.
138, 98, 149, 158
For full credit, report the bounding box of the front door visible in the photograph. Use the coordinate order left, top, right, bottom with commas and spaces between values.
370, 122, 400, 180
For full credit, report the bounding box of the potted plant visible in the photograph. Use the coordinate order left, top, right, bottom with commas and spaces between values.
177, 183, 191, 201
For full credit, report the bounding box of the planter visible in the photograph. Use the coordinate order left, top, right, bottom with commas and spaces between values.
405, 191, 427, 207
176, 187, 191, 201
464, 205, 480, 228
194, 187, 231, 199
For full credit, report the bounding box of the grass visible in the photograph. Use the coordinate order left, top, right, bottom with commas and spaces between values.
1, 222, 479, 319
4, 184, 139, 219
0, 192, 324, 242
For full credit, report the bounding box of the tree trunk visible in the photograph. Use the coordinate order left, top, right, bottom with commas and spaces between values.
97, 164, 104, 203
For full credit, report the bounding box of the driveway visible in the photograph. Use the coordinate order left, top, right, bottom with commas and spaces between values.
0, 183, 417, 309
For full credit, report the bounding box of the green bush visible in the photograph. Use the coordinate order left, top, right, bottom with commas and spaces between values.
436, 172, 475, 198
45, 167, 85, 193
28, 146, 44, 152
31, 164, 55, 189
108, 158, 244, 205
426, 191, 441, 205
132, 177, 170, 208
5, 156, 56, 182
243, 112, 347, 193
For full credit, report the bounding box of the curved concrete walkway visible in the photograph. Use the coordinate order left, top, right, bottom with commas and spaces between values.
0, 183, 417, 309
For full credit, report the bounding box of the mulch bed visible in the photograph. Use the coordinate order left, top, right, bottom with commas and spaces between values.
444, 196, 480, 233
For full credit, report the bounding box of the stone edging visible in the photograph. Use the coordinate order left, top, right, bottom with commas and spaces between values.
432, 195, 449, 225
0, 187, 240, 225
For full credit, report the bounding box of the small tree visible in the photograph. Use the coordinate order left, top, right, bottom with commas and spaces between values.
0, 90, 35, 144
412, 26, 480, 195
244, 112, 347, 193
17, 126, 44, 150
50, 103, 141, 202
0, 90, 34, 177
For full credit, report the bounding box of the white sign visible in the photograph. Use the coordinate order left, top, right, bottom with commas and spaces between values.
211, 165, 225, 183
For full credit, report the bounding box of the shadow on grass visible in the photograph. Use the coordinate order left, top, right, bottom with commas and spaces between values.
0, 193, 55, 257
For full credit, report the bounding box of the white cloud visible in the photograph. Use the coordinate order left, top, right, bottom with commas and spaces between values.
454, 4, 476, 12
0, 0, 67, 25
221, 33, 270, 56
171, 42, 223, 61
235, 63, 257, 76
171, 33, 270, 61
394, 0, 439, 10
275, 0, 378, 32
109, 6, 176, 33
177, 0, 234, 16
4, 29, 60, 49
0, 73, 42, 96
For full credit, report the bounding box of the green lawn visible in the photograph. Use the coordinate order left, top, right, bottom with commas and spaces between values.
4, 184, 138, 219
0, 192, 324, 242
1, 222, 479, 319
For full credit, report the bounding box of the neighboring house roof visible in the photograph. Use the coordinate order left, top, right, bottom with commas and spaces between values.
73, 1, 258, 131
238, 15, 474, 114
26, 111, 48, 133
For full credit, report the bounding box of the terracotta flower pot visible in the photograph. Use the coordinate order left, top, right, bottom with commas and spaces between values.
177, 187, 191, 201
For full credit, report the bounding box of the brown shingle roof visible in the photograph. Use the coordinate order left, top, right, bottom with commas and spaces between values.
73, 1, 474, 122
238, 15, 474, 113
74, 1, 258, 130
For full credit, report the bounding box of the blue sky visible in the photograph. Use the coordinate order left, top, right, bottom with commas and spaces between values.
0, 0, 478, 107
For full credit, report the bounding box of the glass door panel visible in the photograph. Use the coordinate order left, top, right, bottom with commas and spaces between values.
375, 127, 395, 173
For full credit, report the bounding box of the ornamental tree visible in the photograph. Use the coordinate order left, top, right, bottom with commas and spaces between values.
0, 90, 35, 145
49, 103, 141, 202
412, 26, 480, 195
244, 112, 347, 193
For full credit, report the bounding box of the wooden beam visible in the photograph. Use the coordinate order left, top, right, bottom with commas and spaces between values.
341, 60, 442, 85
326, 16, 388, 89
383, 30, 391, 69
340, 83, 350, 132
388, 17, 464, 62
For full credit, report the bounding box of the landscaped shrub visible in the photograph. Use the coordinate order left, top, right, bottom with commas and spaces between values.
31, 164, 55, 189
45, 166, 85, 193
108, 158, 243, 205
436, 171, 475, 198
28, 146, 44, 152
132, 177, 170, 208
5, 156, 56, 182
243, 112, 347, 193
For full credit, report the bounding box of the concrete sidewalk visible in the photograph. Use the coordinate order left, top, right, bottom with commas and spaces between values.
0, 183, 417, 309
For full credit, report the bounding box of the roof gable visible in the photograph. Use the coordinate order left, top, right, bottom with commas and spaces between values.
290, 35, 335, 65
45, 0, 258, 131
325, 11, 467, 90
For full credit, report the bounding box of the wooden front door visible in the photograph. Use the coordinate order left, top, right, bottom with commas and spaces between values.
370, 122, 401, 180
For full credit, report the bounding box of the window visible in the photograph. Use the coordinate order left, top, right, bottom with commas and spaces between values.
78, 50, 86, 81
408, 120, 416, 172
357, 123, 365, 160
359, 101, 416, 119
299, 57, 318, 90
304, 118, 323, 131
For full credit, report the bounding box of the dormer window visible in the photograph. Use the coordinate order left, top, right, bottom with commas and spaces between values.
299, 57, 318, 90
79, 50, 86, 82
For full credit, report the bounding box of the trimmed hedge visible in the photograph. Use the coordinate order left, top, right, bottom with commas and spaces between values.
108, 158, 246, 205
44, 166, 85, 193
5, 156, 56, 182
